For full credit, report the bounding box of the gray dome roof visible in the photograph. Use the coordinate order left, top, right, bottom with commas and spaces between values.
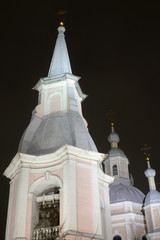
108, 131, 120, 143
110, 183, 145, 204
144, 190, 160, 206
108, 148, 126, 158
18, 110, 97, 155
145, 167, 156, 178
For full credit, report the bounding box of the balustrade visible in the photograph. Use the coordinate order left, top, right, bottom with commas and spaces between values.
33, 226, 59, 240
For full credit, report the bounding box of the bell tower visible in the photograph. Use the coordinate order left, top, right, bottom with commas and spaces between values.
103, 123, 130, 181
4, 22, 114, 240
142, 145, 160, 239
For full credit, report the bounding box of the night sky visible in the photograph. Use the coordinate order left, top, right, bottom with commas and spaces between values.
1, 1, 160, 239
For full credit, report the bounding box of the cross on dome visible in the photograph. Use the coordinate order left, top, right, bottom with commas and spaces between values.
57, 9, 67, 26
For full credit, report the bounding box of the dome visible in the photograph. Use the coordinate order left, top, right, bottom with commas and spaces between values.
145, 167, 156, 178
18, 110, 97, 155
108, 148, 126, 158
108, 126, 120, 143
110, 183, 145, 204
144, 190, 160, 206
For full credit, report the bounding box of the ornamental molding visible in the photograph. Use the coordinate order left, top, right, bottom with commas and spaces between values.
3, 145, 111, 183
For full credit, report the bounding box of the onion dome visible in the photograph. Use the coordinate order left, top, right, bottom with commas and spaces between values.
144, 159, 160, 206
144, 161, 156, 178
108, 126, 120, 144
107, 125, 126, 157
110, 182, 145, 204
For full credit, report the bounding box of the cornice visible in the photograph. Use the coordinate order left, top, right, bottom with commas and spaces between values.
3, 145, 109, 181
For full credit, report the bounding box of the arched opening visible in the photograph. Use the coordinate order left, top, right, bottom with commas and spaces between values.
36, 187, 60, 228
142, 236, 147, 240
113, 164, 118, 176
113, 236, 122, 240
29, 174, 62, 240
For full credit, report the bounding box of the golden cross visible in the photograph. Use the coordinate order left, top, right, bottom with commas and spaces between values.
141, 144, 151, 161
106, 109, 116, 126
57, 9, 67, 26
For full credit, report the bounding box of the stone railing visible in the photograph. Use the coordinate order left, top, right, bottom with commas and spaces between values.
33, 226, 59, 240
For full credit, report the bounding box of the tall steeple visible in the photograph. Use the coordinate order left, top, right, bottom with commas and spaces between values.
17, 24, 97, 155
104, 124, 129, 180
3, 22, 114, 240
141, 144, 160, 205
144, 158, 160, 206
143, 155, 160, 239
48, 26, 72, 77
103, 124, 145, 204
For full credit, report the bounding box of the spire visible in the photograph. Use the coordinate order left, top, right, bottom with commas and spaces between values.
48, 25, 72, 77
142, 144, 160, 206
144, 157, 160, 206
141, 144, 156, 190
144, 159, 156, 190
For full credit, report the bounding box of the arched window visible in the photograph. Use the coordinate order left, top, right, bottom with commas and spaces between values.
113, 165, 118, 176
37, 187, 60, 228
29, 174, 62, 240
142, 236, 147, 240
33, 187, 60, 239
113, 236, 122, 240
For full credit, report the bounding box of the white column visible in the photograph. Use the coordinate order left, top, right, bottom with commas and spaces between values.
13, 168, 30, 239
68, 159, 77, 231
125, 219, 131, 240
104, 184, 113, 239
62, 158, 77, 232
5, 180, 14, 240
92, 166, 102, 236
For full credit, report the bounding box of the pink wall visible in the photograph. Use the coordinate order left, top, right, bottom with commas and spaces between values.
76, 165, 94, 234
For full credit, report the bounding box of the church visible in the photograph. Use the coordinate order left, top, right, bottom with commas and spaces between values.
3, 20, 160, 240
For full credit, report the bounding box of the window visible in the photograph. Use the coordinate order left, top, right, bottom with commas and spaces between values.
113, 165, 118, 176
113, 236, 122, 240
33, 187, 60, 239
142, 236, 147, 240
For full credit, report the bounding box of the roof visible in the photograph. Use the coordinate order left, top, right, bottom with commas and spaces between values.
18, 110, 97, 155
108, 148, 126, 158
48, 26, 72, 77
144, 190, 160, 206
110, 182, 145, 204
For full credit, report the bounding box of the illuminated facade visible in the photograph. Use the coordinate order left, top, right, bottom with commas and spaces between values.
4, 24, 160, 240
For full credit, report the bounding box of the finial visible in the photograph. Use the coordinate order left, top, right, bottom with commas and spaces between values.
141, 144, 151, 161
106, 109, 116, 127
57, 9, 67, 26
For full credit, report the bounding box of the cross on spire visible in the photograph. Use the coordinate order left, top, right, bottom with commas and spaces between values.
57, 9, 67, 26
141, 144, 151, 161
106, 109, 116, 126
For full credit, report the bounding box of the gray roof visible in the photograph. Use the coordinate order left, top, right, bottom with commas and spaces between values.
48, 26, 72, 77
18, 110, 97, 155
108, 148, 126, 158
110, 182, 145, 204
144, 190, 160, 206
108, 126, 120, 143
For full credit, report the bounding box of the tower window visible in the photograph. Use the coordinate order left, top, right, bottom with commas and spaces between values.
33, 188, 60, 239
113, 165, 118, 176
113, 236, 122, 240
142, 236, 147, 240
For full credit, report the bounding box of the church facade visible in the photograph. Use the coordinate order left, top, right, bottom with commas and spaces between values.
3, 23, 160, 240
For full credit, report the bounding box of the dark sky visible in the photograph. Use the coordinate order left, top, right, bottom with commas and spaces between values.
1, 1, 160, 239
